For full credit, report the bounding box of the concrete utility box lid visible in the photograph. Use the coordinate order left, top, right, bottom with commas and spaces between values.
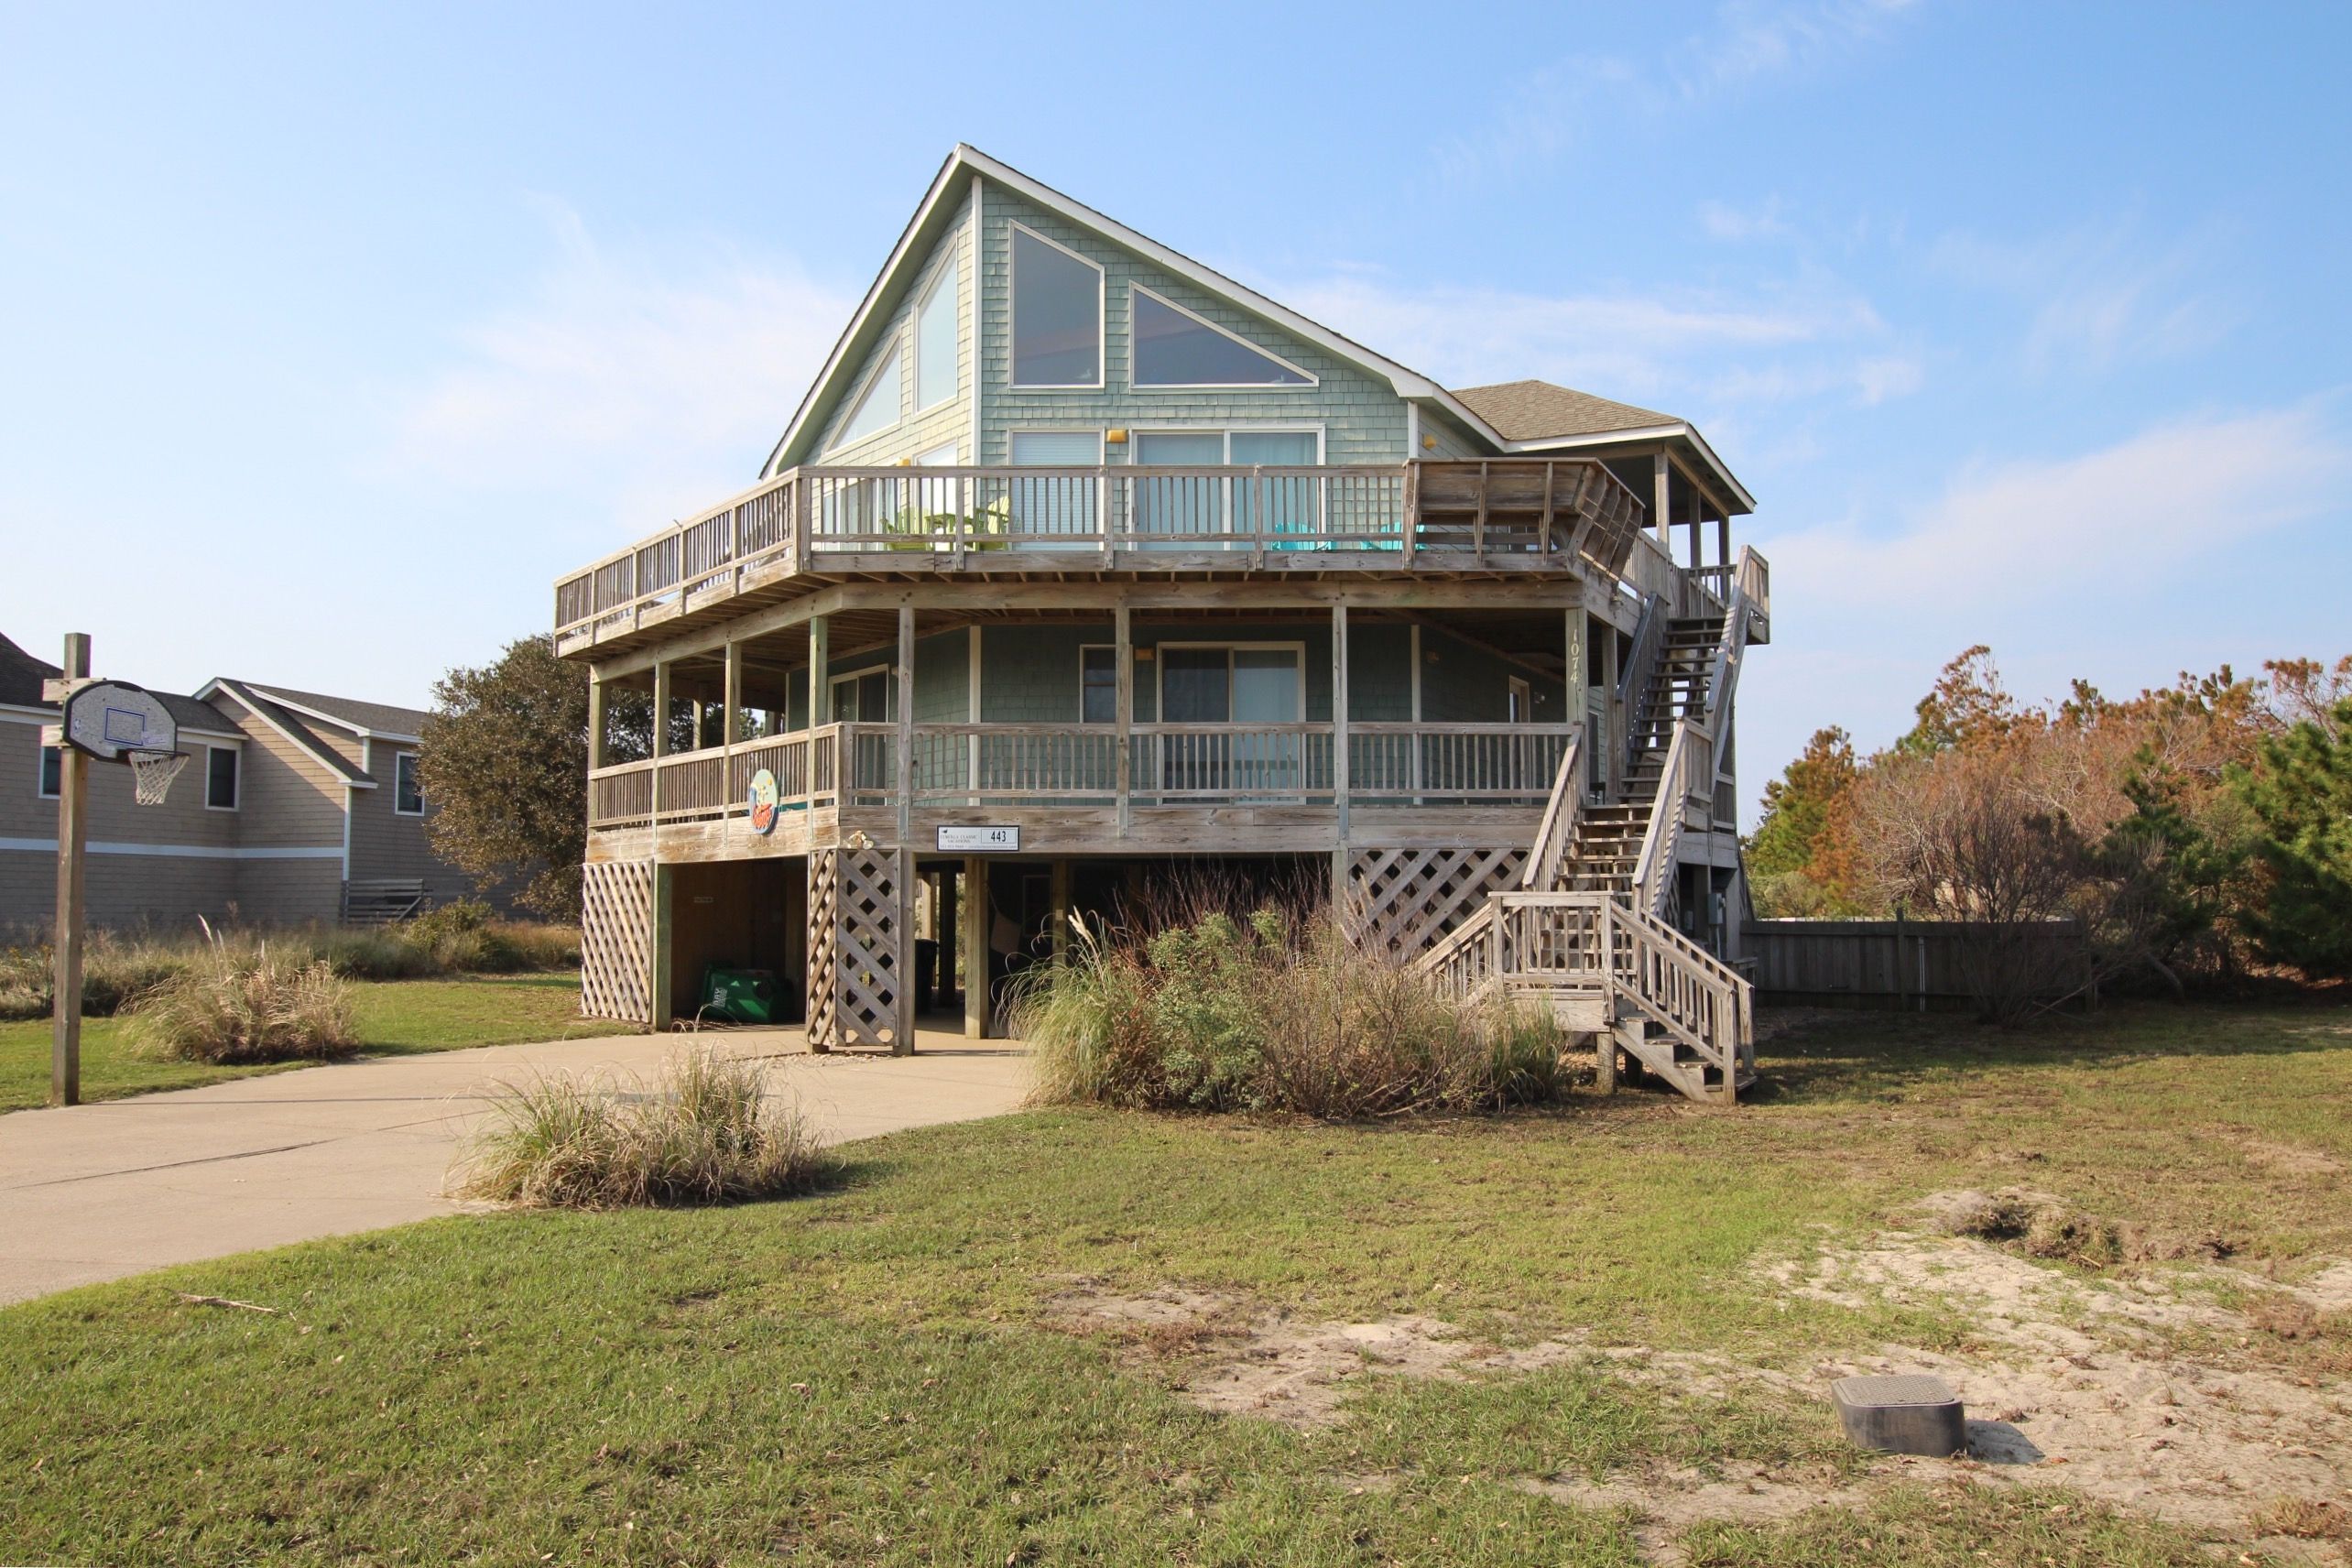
1831, 1375, 1965, 1457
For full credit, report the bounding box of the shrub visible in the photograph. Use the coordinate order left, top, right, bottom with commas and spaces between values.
125, 939, 358, 1064
1014, 907, 1568, 1118
451, 1046, 825, 1208
0, 933, 195, 1020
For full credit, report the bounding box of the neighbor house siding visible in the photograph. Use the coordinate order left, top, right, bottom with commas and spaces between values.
810, 214, 975, 468
346, 740, 466, 904
0, 709, 247, 930
203, 692, 351, 923
975, 188, 1410, 467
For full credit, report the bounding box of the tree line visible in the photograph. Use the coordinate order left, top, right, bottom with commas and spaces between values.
1748, 647, 2352, 1018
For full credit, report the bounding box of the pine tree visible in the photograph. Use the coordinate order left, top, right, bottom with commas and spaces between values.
2232, 696, 2352, 979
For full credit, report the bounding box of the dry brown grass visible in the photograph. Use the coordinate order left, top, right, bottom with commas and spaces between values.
122, 938, 357, 1064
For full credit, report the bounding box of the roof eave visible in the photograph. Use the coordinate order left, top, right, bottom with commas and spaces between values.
1501, 422, 1757, 514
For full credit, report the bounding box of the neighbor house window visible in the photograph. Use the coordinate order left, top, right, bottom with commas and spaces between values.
394, 752, 423, 814
205, 745, 239, 810
1010, 226, 1102, 387
38, 744, 60, 799
1131, 285, 1313, 387
832, 345, 902, 450
1080, 646, 1117, 724
915, 255, 959, 410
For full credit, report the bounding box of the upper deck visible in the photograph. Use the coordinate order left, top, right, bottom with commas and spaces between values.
553, 457, 1650, 659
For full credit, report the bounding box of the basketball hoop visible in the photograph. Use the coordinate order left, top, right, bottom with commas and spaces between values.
129, 749, 189, 807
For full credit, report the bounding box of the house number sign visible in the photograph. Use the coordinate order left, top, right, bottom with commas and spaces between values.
936, 825, 1019, 851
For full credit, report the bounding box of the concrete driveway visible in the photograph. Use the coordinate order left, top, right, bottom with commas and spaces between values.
0, 1027, 1030, 1306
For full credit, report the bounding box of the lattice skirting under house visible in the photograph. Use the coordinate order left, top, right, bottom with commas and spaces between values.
1344, 845, 1528, 961
580, 858, 655, 1023
806, 846, 908, 1051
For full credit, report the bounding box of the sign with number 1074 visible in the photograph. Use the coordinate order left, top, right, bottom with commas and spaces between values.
935, 825, 1019, 851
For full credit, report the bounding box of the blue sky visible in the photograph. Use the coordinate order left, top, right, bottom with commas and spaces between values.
4, 1, 2347, 809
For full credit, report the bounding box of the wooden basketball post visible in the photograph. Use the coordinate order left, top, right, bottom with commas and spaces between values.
51, 632, 90, 1107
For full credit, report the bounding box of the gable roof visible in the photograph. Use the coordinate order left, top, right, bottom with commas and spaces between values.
240, 684, 427, 742
206, 681, 377, 787
761, 146, 1755, 513
1452, 381, 1677, 441
0, 632, 243, 736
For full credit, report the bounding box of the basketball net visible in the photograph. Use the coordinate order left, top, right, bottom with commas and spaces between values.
129, 750, 190, 807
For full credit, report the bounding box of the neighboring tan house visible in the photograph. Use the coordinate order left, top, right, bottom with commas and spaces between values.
0, 634, 469, 930
553, 146, 1770, 1101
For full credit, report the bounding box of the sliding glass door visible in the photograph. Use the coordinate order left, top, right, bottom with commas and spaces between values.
1158, 644, 1304, 797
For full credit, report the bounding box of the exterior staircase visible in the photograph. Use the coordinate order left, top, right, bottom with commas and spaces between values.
1413, 549, 1770, 1104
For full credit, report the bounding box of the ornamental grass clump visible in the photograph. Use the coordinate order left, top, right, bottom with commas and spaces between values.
1015, 904, 1568, 1118
124, 932, 357, 1064
451, 1046, 826, 1209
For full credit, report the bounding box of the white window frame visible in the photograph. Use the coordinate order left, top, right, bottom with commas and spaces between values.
828, 665, 896, 724
203, 742, 241, 811
1007, 222, 1105, 391
912, 251, 961, 415
1153, 640, 1309, 721
825, 342, 904, 455
1128, 283, 1318, 390
1508, 677, 1533, 725
393, 751, 424, 816
36, 740, 60, 800
1127, 425, 1325, 465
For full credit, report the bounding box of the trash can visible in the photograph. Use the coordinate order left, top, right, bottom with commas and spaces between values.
702, 966, 779, 1025
913, 939, 938, 1013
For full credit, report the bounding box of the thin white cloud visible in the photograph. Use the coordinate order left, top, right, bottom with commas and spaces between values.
1434, 0, 1922, 182
1271, 269, 1915, 414
1771, 401, 2349, 610
1929, 219, 2242, 374
1698, 198, 1792, 242
383, 202, 854, 528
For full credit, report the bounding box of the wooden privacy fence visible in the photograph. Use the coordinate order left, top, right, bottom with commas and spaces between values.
1741, 919, 2090, 1008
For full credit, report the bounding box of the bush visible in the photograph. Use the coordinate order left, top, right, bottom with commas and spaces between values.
451, 1047, 826, 1208
1014, 907, 1569, 1118
125, 939, 358, 1064
0, 933, 198, 1020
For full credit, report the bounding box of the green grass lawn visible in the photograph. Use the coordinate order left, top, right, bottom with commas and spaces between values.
1, 1002, 2347, 1564
0, 974, 612, 1112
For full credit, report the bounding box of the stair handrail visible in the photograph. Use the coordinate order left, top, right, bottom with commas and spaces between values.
1519, 724, 1586, 890
1617, 593, 1667, 779
1630, 719, 1703, 919
1603, 894, 1753, 1102
1417, 900, 1497, 995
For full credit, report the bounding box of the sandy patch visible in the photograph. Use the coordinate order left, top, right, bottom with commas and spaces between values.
1519, 1462, 1883, 1566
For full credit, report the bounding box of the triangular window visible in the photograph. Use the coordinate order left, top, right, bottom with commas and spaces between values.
833, 346, 901, 450
1131, 286, 1313, 387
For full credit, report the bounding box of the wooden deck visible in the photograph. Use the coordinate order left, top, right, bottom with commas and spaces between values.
553, 459, 1652, 659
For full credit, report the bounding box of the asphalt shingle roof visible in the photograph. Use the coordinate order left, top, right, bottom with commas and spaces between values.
1449, 380, 1680, 442
0, 632, 239, 735
241, 684, 429, 739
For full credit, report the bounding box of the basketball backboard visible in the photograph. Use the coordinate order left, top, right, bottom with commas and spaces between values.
58, 681, 177, 761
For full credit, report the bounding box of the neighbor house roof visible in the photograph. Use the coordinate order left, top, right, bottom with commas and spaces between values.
0, 632, 242, 736
1451, 381, 1679, 441
204, 680, 378, 787
239, 684, 427, 742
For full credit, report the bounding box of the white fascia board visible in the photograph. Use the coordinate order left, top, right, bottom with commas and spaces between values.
762, 146, 1519, 474
0, 702, 245, 743
205, 681, 379, 787
1501, 423, 1758, 514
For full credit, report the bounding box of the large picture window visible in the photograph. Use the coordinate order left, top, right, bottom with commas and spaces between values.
1010, 226, 1102, 387
915, 255, 959, 410
832, 345, 902, 451
1131, 285, 1313, 387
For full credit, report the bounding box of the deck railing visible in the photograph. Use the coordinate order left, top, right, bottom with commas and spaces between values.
587, 721, 1576, 829
553, 459, 1651, 649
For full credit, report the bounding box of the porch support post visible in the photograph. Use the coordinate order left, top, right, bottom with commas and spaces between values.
650, 659, 670, 828
963, 855, 989, 1039
1599, 614, 1621, 800
586, 670, 608, 770
810, 615, 832, 724
1651, 452, 1670, 551
937, 867, 959, 1014
723, 640, 743, 746
649, 862, 675, 1030
1051, 859, 1071, 964
1409, 623, 1423, 800
1113, 601, 1133, 833
894, 605, 917, 1054
1331, 602, 1351, 899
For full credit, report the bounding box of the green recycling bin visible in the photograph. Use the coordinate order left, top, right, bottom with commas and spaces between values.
702, 966, 779, 1025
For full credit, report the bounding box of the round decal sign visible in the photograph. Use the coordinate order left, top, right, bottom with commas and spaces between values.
746, 768, 780, 834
